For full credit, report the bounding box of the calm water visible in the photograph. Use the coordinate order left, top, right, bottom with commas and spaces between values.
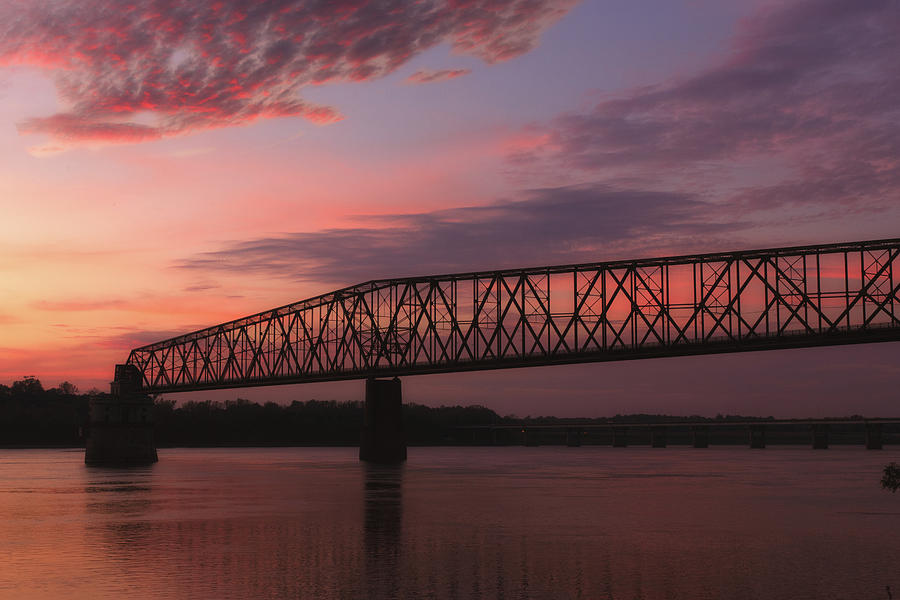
0, 447, 898, 600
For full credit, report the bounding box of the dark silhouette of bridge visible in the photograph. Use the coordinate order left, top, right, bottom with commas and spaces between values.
127, 238, 899, 391
86, 238, 900, 465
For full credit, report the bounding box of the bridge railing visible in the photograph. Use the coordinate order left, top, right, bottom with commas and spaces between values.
127, 238, 900, 392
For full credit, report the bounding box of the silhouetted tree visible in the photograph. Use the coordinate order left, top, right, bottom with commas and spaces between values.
11, 376, 43, 395
52, 381, 78, 395
0, 378, 88, 445
882, 463, 900, 493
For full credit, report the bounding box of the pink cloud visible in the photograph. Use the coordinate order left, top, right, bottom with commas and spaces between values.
0, 0, 575, 146
32, 299, 131, 312
405, 68, 471, 85
17, 113, 162, 143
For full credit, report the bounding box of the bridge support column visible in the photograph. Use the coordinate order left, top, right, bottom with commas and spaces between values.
360, 377, 407, 463
749, 424, 766, 449
523, 428, 540, 446
651, 426, 668, 448
692, 426, 709, 448
812, 424, 829, 449
612, 426, 628, 447
866, 423, 883, 450
566, 428, 582, 447
85, 364, 158, 466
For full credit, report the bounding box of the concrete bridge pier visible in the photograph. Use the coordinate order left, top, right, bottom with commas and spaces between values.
812, 424, 830, 449
866, 423, 883, 450
566, 428, 582, 447
85, 364, 158, 466
612, 426, 628, 447
749, 424, 766, 449
360, 377, 407, 463
651, 426, 668, 448
692, 425, 710, 448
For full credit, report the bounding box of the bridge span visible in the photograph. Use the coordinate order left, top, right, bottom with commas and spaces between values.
128, 238, 900, 391
87, 238, 900, 465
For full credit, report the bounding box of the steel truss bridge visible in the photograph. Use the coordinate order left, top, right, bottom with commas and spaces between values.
128, 238, 900, 393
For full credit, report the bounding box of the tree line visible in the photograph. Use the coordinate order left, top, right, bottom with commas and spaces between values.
0, 377, 504, 447
0, 377, 89, 446
0, 376, 876, 447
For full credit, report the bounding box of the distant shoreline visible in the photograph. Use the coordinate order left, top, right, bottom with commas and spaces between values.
1, 440, 894, 450
3, 382, 898, 449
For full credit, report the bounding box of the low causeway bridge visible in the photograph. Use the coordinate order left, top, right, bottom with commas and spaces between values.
460, 419, 899, 449
86, 237, 900, 465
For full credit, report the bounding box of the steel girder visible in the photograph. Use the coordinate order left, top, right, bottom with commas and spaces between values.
127, 238, 900, 392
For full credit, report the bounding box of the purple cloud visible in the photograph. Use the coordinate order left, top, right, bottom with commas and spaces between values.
177, 183, 743, 284
511, 0, 900, 211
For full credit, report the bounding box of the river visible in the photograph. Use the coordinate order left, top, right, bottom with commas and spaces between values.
1, 447, 898, 599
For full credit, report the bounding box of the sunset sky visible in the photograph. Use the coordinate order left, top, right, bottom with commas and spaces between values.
1, 0, 898, 417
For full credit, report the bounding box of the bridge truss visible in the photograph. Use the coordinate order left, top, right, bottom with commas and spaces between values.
128, 238, 900, 392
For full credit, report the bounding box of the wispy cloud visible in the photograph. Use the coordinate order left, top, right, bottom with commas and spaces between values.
33, 299, 130, 312
1, 0, 576, 148
405, 68, 471, 85
182, 282, 221, 293
93, 329, 189, 351
178, 183, 743, 284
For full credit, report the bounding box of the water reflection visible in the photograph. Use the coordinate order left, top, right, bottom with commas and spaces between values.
363, 464, 404, 598
85, 473, 154, 516
2, 448, 899, 599
84, 468, 157, 577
